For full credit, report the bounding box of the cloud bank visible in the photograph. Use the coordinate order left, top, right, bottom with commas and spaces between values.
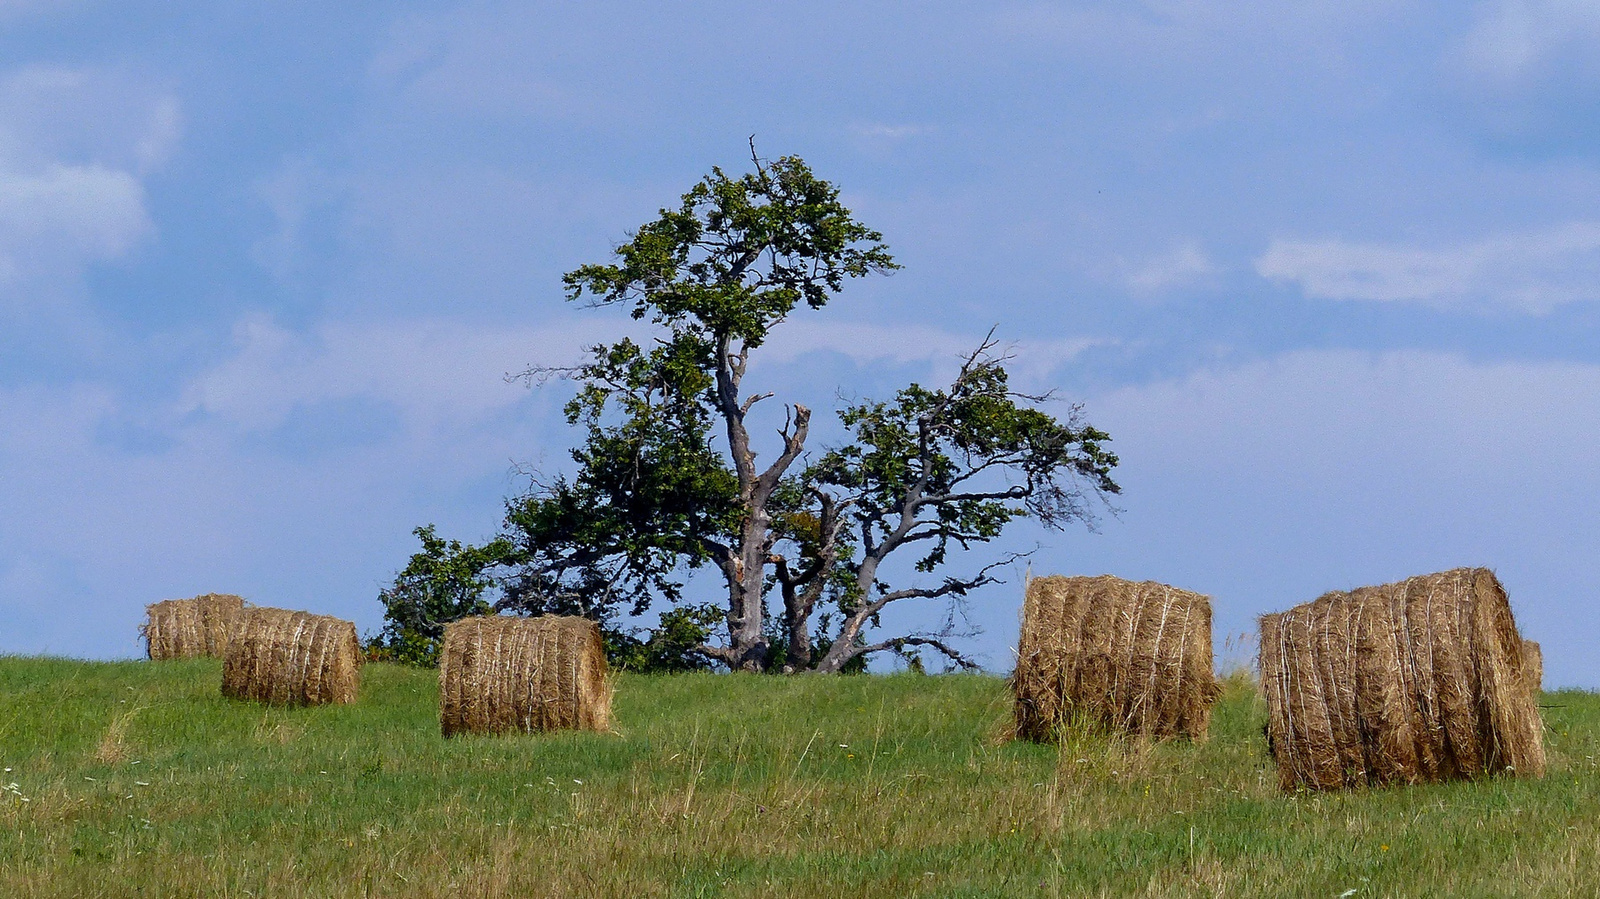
1256, 222, 1600, 312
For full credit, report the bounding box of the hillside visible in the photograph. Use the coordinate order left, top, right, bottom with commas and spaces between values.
1, 658, 1595, 897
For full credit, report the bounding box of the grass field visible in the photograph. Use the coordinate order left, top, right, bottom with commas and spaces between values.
1, 658, 1595, 898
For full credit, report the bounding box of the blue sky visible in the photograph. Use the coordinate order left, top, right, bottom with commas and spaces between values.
2, 1, 1597, 686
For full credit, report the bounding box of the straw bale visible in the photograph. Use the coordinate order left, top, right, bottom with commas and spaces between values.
1259, 567, 1544, 791
1012, 575, 1218, 742
1522, 640, 1543, 696
438, 615, 612, 737
220, 607, 361, 706
142, 594, 247, 660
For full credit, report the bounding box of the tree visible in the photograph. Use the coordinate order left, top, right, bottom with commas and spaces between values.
797, 334, 1118, 672
377, 147, 1120, 672
369, 525, 515, 665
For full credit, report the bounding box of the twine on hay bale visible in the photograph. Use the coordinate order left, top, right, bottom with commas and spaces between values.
438, 615, 612, 737
1012, 575, 1218, 742
1523, 640, 1543, 696
1259, 567, 1544, 792
220, 607, 361, 706
141, 594, 247, 660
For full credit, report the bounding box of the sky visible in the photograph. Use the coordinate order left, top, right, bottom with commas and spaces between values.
1, 1, 1597, 687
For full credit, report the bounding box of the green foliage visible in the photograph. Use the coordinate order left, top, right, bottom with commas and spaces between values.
487, 150, 901, 670
368, 525, 515, 666
812, 351, 1120, 575
563, 153, 898, 344
607, 604, 724, 673
378, 151, 1119, 673
498, 334, 741, 620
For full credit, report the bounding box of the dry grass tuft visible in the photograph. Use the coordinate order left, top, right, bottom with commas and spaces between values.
438, 615, 612, 737
93, 706, 142, 765
1524, 639, 1543, 696
251, 716, 306, 746
220, 607, 361, 706
1012, 574, 1218, 743
141, 594, 246, 660
1259, 567, 1544, 791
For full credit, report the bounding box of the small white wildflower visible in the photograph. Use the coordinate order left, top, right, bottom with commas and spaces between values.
573, 779, 583, 785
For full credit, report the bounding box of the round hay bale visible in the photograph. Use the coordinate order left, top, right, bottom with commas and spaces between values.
1522, 639, 1543, 696
220, 607, 361, 706
1012, 575, 1218, 743
1259, 567, 1544, 791
141, 593, 247, 660
438, 615, 612, 737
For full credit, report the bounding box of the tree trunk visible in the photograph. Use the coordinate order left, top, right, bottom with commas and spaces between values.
728, 513, 771, 672
713, 333, 810, 673
813, 554, 882, 673
782, 583, 813, 672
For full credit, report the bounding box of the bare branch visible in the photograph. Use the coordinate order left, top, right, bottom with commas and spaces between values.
861, 549, 1033, 620
755, 404, 810, 492
728, 340, 751, 392
694, 643, 738, 665
506, 363, 586, 388
740, 391, 772, 415
853, 637, 981, 672
919, 486, 1029, 506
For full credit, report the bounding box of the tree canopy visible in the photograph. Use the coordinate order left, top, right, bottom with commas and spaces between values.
373, 149, 1120, 672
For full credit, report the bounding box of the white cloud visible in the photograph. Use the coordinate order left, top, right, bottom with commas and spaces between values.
1255, 222, 1600, 312
735, 317, 1110, 395
1441, 1, 1600, 149
1455, 0, 1600, 84
181, 315, 623, 435
1125, 241, 1216, 293
0, 163, 150, 279
0, 66, 180, 316
180, 314, 1110, 437
0, 66, 182, 172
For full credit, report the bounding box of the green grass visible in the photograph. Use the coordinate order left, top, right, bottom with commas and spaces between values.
1, 658, 1596, 898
